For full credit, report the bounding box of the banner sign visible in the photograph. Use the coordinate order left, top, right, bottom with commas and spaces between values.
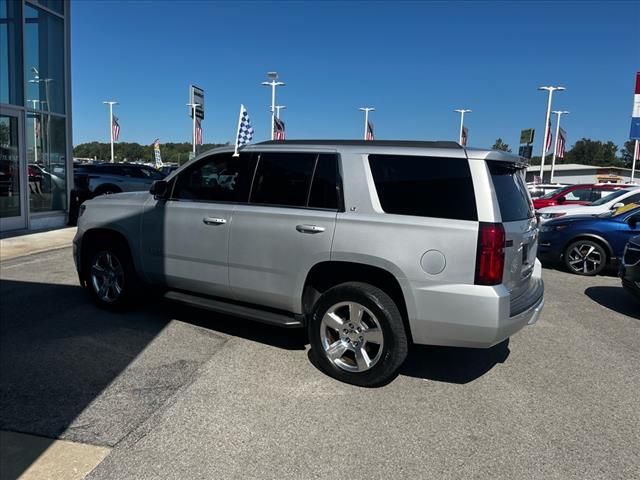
631, 72, 640, 140
519, 128, 535, 145
189, 85, 205, 120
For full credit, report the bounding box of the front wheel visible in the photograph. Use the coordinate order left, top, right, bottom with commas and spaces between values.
86, 243, 138, 309
308, 282, 408, 387
564, 240, 607, 276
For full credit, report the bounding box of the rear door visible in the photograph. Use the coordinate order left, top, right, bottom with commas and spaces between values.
228, 152, 340, 313
488, 162, 538, 299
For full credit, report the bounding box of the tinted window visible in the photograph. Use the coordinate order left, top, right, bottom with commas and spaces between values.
565, 188, 592, 201
251, 152, 316, 207
309, 154, 340, 210
171, 152, 254, 203
368, 154, 477, 221
488, 162, 533, 222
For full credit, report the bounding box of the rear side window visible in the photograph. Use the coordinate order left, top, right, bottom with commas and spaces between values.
308, 154, 340, 210
368, 154, 477, 221
488, 162, 533, 222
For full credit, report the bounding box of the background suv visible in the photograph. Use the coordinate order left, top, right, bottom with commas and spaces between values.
74, 140, 544, 387
74, 162, 165, 197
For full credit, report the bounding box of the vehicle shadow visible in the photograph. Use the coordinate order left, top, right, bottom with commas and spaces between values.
400, 339, 510, 384
584, 286, 640, 319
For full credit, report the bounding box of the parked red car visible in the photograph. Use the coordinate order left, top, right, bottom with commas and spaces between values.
532, 184, 626, 210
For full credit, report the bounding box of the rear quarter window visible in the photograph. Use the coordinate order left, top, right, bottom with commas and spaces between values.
488, 161, 533, 222
368, 154, 477, 221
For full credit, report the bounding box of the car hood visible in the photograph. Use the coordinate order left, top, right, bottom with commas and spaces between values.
544, 213, 615, 227
537, 204, 593, 213
86, 190, 151, 205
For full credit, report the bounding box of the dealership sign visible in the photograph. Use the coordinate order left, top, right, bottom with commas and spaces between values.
189, 85, 205, 120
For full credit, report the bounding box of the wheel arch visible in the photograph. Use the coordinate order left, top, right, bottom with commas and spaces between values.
302, 261, 413, 343
79, 228, 136, 284
94, 183, 122, 195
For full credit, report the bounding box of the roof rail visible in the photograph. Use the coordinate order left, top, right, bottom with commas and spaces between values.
255, 139, 462, 149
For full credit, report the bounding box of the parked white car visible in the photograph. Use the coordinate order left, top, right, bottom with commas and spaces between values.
537, 186, 640, 224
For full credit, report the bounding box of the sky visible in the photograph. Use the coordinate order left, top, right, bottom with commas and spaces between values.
71, 0, 640, 155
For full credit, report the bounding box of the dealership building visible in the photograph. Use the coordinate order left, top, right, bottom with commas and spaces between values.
0, 0, 72, 232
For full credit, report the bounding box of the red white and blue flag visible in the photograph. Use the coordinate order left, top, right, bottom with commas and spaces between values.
556, 127, 566, 159
366, 120, 374, 141
195, 118, 203, 145
112, 115, 120, 141
544, 118, 552, 152
274, 116, 286, 141
630, 72, 640, 140
461, 126, 468, 146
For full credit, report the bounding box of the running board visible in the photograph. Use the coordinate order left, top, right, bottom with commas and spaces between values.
164, 291, 304, 328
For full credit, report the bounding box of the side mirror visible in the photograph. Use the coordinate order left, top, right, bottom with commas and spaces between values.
557, 195, 567, 204
611, 202, 624, 210
150, 180, 168, 199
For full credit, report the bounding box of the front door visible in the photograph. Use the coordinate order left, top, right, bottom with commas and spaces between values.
0, 109, 26, 231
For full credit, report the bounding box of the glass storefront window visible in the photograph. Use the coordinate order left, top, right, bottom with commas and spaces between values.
0, 0, 23, 105
0, 115, 21, 218
25, 4, 65, 114
26, 113, 66, 212
32, 0, 64, 15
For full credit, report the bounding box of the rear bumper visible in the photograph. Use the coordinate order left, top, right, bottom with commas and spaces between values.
620, 263, 640, 300
407, 260, 544, 348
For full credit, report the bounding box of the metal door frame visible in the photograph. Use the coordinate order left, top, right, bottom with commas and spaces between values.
0, 105, 28, 232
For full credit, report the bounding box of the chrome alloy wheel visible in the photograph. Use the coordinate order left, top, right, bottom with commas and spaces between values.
90, 251, 125, 303
567, 243, 603, 274
320, 301, 384, 373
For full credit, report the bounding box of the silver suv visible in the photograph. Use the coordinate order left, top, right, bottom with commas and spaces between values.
73, 140, 544, 386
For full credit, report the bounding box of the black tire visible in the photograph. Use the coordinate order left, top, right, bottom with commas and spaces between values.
84, 240, 139, 310
308, 282, 408, 387
563, 239, 607, 276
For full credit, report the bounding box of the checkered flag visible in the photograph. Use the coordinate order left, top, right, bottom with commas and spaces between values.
233, 104, 254, 157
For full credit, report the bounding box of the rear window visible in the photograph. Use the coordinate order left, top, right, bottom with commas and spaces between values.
488, 162, 533, 222
368, 154, 477, 221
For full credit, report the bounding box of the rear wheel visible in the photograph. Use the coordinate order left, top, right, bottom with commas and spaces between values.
308, 282, 408, 387
85, 242, 138, 309
564, 240, 606, 276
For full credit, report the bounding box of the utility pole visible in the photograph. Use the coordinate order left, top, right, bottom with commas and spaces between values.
103, 101, 119, 163
454, 109, 471, 144
359, 107, 375, 140
538, 86, 565, 182
261, 72, 285, 140
550, 110, 569, 183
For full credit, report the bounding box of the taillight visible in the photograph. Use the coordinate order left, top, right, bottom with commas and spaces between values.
474, 222, 505, 285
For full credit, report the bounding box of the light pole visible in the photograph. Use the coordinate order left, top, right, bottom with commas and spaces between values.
359, 107, 375, 140
186, 102, 200, 154
550, 110, 569, 184
103, 101, 119, 163
275, 105, 286, 119
29, 68, 53, 164
454, 109, 471, 144
538, 86, 565, 182
27, 99, 40, 162
261, 72, 285, 140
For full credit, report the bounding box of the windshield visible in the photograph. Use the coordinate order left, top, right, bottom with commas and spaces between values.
540, 186, 570, 199
590, 189, 627, 206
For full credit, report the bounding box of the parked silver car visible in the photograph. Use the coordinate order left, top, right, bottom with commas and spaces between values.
73, 140, 544, 386
74, 163, 164, 196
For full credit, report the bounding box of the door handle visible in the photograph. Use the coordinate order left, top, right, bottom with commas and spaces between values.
203, 217, 227, 225
296, 224, 325, 234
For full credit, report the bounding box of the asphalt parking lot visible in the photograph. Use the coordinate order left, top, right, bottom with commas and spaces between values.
1, 247, 638, 480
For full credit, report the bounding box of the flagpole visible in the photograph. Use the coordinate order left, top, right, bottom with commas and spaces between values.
550, 110, 569, 184
632, 140, 639, 184
103, 101, 118, 163
233, 104, 243, 157
359, 107, 375, 140
454, 109, 471, 144
261, 72, 285, 141
538, 86, 565, 182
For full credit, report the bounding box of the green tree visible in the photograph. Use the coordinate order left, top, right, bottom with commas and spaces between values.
620, 140, 637, 168
492, 138, 511, 152
562, 138, 620, 166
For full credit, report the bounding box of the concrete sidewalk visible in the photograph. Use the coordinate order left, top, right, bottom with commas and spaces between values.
0, 227, 76, 262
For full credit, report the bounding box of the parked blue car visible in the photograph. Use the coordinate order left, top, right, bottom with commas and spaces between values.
538, 204, 640, 275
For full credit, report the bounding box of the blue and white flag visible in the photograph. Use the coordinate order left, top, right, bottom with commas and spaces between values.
234, 104, 254, 156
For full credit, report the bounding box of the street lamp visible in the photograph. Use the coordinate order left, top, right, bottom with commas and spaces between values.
103, 101, 119, 163
454, 109, 472, 145
359, 107, 375, 140
538, 86, 565, 182
550, 110, 569, 183
275, 105, 286, 119
261, 72, 285, 140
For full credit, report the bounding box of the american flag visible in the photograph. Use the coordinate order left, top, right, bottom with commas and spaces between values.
635, 140, 640, 160
461, 126, 468, 146
556, 127, 566, 159
544, 118, 552, 152
274, 116, 286, 141
112, 115, 120, 141
195, 118, 203, 145
233, 104, 254, 157
366, 120, 374, 141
